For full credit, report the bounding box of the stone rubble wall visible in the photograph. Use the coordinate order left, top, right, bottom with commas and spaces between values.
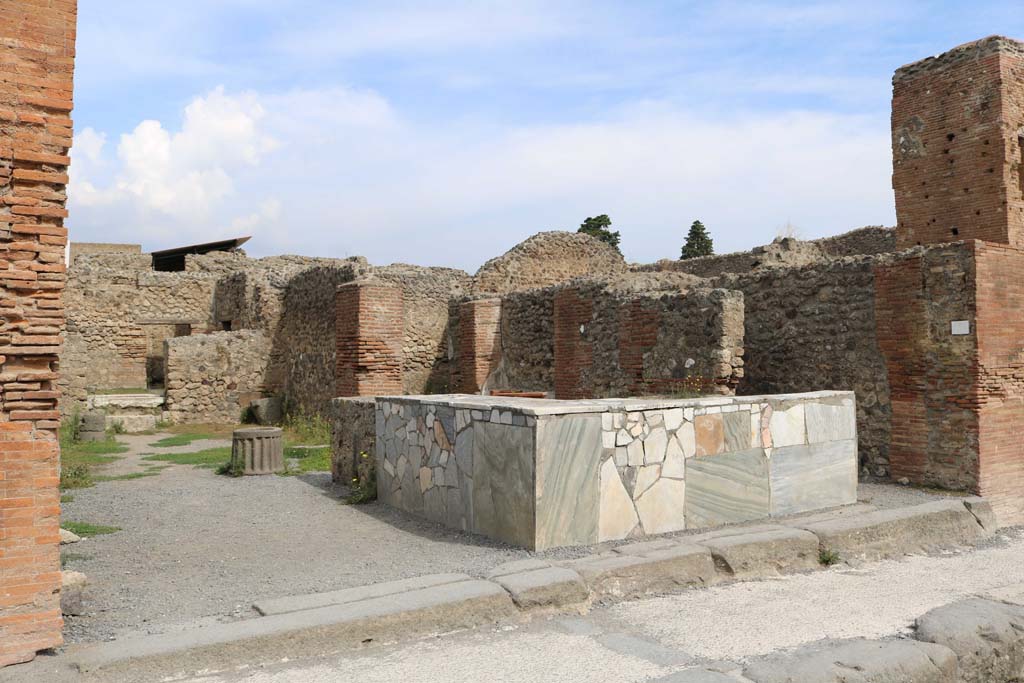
472, 231, 627, 294
713, 255, 893, 477
164, 330, 270, 424
328, 397, 376, 484
637, 226, 895, 279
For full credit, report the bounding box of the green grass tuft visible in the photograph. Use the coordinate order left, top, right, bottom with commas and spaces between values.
280, 445, 331, 475
143, 446, 231, 468
819, 549, 841, 566
60, 494, 75, 503
150, 433, 216, 448
60, 551, 93, 569
61, 521, 120, 537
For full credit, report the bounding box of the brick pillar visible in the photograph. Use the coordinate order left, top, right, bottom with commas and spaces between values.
553, 287, 593, 399
973, 242, 1024, 526
457, 298, 501, 394
335, 281, 404, 396
618, 298, 661, 394
0, 0, 77, 666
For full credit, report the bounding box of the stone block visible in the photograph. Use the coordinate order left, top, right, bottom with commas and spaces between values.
472, 420, 535, 548
769, 440, 857, 516
798, 499, 992, 563
804, 400, 856, 443
493, 567, 589, 610
742, 638, 957, 683
106, 414, 157, 433
61, 570, 88, 616
962, 496, 999, 532
915, 598, 1024, 683
250, 397, 283, 425
253, 573, 472, 616
486, 559, 552, 579
563, 543, 716, 600
768, 403, 805, 447
535, 414, 602, 549
685, 448, 769, 528
696, 526, 820, 578
722, 410, 752, 451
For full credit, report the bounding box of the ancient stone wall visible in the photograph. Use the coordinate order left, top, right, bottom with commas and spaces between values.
329, 396, 375, 484
892, 36, 1024, 249
490, 287, 556, 393
714, 255, 893, 477
68, 241, 140, 265
164, 330, 270, 424
62, 253, 222, 407
638, 227, 896, 278
472, 231, 627, 294
0, 0, 77, 665
553, 274, 745, 400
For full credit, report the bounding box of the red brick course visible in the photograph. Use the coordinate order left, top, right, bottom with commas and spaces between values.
553, 288, 593, 399
455, 299, 501, 394
893, 36, 1024, 249
0, 0, 77, 666
335, 281, 404, 397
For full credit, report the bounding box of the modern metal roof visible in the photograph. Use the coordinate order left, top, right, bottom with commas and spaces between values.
150, 236, 251, 271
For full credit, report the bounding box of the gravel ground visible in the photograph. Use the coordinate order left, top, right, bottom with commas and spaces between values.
59, 432, 958, 644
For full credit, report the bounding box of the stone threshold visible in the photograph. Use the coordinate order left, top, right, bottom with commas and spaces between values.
70, 497, 998, 677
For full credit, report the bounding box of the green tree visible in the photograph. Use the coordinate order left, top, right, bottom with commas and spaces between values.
577, 214, 621, 251
680, 220, 714, 259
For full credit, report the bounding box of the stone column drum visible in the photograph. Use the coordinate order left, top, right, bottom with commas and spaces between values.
231, 427, 284, 475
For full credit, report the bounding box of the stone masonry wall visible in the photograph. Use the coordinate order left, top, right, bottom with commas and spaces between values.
328, 396, 375, 484
472, 231, 627, 294
0, 0, 77, 665
715, 255, 893, 477
892, 36, 1024, 249
164, 330, 270, 424
554, 275, 745, 400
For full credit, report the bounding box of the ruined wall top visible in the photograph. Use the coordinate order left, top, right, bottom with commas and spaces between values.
472, 231, 628, 294
893, 35, 1024, 83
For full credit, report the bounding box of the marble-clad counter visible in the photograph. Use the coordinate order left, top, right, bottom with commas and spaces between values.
375, 391, 857, 550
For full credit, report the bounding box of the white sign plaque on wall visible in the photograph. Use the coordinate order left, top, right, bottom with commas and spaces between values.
951, 320, 971, 336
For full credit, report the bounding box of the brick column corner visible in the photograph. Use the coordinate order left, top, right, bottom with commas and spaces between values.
335, 280, 404, 397
456, 298, 501, 394
553, 287, 593, 400
0, 0, 78, 666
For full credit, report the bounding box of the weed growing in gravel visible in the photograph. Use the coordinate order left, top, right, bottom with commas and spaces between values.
61, 464, 93, 489
150, 432, 216, 448
93, 468, 166, 482
280, 445, 331, 475
60, 552, 93, 569
143, 447, 231, 468
59, 413, 130, 490
282, 412, 330, 446
62, 521, 120, 537
60, 494, 75, 503
344, 455, 377, 505
216, 459, 244, 477
819, 549, 841, 566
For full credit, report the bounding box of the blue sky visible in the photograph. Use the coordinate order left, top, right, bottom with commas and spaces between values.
68, 1, 1024, 270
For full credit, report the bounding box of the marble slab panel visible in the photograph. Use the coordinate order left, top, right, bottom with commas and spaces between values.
695, 414, 725, 456
769, 403, 806, 447
472, 421, 536, 548
769, 440, 858, 516
723, 410, 753, 452
685, 448, 770, 528
635, 477, 686, 535
599, 457, 639, 542
805, 401, 857, 444
535, 414, 602, 549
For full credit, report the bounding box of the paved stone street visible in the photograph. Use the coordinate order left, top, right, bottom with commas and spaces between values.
171, 528, 1024, 683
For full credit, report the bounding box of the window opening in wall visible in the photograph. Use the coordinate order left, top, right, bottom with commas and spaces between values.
222, 320, 233, 332
174, 323, 192, 337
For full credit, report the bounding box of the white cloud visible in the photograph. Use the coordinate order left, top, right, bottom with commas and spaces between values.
69, 84, 894, 269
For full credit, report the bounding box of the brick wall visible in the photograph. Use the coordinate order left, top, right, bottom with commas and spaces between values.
335, 281, 404, 396
454, 298, 501, 394
0, 0, 77, 666
875, 244, 978, 490
974, 241, 1024, 525
553, 287, 593, 399
892, 36, 1024, 249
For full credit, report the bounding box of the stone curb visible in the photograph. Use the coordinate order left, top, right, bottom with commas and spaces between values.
795, 499, 992, 563
72, 498, 1000, 676
74, 579, 517, 674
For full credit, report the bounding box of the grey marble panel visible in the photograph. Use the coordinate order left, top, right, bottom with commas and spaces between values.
805, 401, 857, 444
769, 440, 857, 516
723, 410, 752, 452
535, 414, 602, 549
685, 448, 770, 528
472, 421, 536, 548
